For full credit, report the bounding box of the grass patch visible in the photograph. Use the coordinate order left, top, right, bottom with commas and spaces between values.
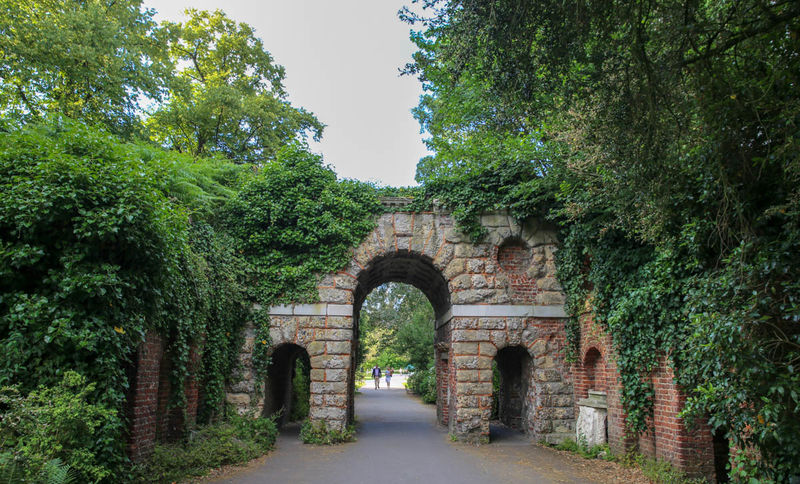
134, 414, 277, 483
549, 438, 707, 483
554, 438, 614, 461
636, 455, 706, 484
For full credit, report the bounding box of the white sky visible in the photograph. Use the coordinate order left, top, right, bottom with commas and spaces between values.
143, 0, 429, 187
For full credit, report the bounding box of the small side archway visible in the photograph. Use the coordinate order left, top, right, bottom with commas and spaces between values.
494, 345, 533, 431
265, 343, 310, 426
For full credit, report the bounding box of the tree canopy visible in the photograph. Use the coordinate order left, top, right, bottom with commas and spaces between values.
0, 0, 172, 136
404, 0, 800, 479
147, 9, 324, 163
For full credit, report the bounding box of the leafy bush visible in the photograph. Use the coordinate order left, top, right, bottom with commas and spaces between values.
134, 414, 277, 483
0, 120, 252, 477
0, 371, 116, 482
299, 420, 355, 445
223, 145, 381, 304
407, 366, 437, 404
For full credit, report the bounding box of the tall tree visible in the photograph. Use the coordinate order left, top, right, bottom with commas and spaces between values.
0, 0, 172, 135
147, 9, 324, 163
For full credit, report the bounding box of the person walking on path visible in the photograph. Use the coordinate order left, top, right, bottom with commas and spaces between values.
385, 367, 393, 389
372, 365, 382, 389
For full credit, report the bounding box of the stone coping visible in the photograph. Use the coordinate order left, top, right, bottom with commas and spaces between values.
578, 391, 608, 409
450, 304, 567, 318
265, 303, 353, 317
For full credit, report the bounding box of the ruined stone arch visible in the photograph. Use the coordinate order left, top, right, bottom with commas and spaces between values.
226, 206, 573, 443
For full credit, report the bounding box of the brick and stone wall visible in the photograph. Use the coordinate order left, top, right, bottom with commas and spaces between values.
575, 312, 718, 481
126, 331, 163, 462
124, 205, 721, 478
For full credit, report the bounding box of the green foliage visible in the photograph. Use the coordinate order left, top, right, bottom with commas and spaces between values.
359, 283, 434, 371
0, 371, 116, 483
0, 120, 206, 474
553, 438, 612, 461
224, 145, 381, 304
134, 414, 277, 483
635, 454, 706, 484
0, 0, 172, 136
290, 357, 310, 422
406, 366, 437, 404
404, 0, 800, 479
190, 223, 250, 423
0, 119, 256, 477
299, 420, 355, 445
147, 9, 324, 163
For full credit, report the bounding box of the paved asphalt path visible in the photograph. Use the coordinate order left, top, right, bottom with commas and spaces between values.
212, 375, 599, 484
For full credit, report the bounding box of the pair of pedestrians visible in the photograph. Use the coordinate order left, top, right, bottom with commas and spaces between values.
371, 365, 393, 389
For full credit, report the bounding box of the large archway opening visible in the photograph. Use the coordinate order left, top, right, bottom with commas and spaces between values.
348, 252, 452, 425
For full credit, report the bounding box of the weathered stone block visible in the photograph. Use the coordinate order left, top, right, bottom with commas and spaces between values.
466, 259, 485, 273
444, 259, 466, 280
310, 381, 347, 394
456, 370, 480, 382
326, 341, 350, 355
458, 380, 493, 396
229, 380, 254, 394
452, 329, 489, 342
310, 406, 347, 420
479, 342, 497, 356
480, 213, 510, 227
325, 394, 347, 407
319, 329, 352, 341
537, 277, 562, 292
454, 356, 479, 369
456, 395, 479, 407
489, 331, 507, 348
452, 318, 478, 330
310, 369, 325, 381
452, 289, 495, 304
444, 227, 466, 244
307, 341, 325, 356
478, 318, 506, 330
529, 339, 548, 357
318, 288, 353, 304
472, 275, 488, 289
394, 213, 413, 235
325, 369, 348, 382
310, 355, 350, 369
333, 274, 357, 290
451, 274, 472, 290
326, 316, 352, 329
451, 342, 479, 355
454, 244, 475, 258
396, 236, 411, 251
433, 243, 455, 269
296, 328, 314, 345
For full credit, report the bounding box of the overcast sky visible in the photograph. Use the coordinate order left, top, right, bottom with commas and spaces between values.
143, 0, 429, 187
